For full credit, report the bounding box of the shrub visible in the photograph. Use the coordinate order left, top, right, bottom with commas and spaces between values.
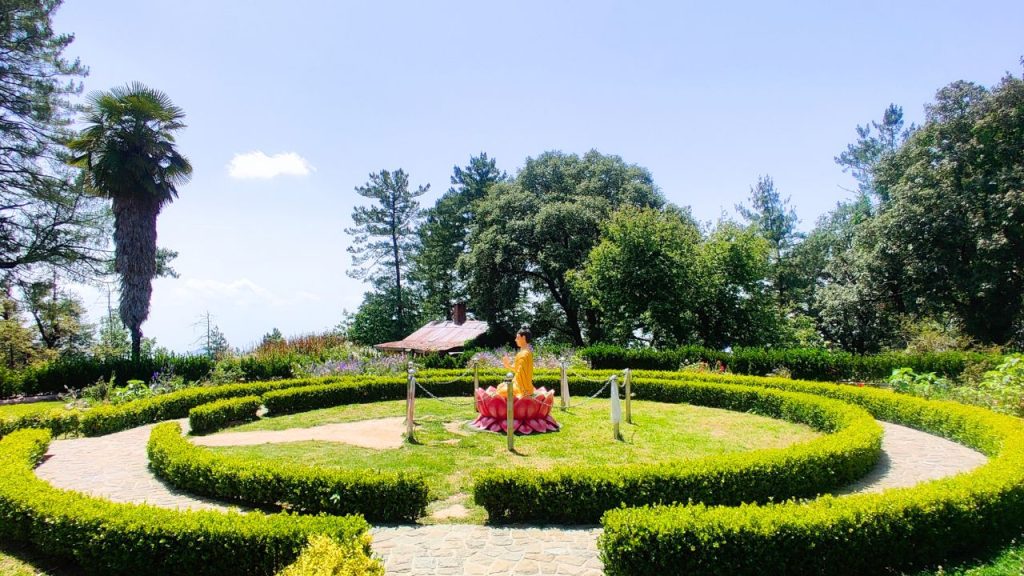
189, 395, 262, 435
578, 345, 999, 381
473, 380, 882, 524
148, 422, 429, 522
598, 370, 1024, 576
0, 428, 369, 576
276, 534, 383, 576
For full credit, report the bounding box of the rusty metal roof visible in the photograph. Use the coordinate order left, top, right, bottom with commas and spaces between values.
375, 319, 489, 353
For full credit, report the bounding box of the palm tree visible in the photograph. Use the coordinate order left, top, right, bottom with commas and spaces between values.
69, 83, 192, 361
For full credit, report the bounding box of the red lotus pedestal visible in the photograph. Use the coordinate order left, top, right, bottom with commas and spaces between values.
470, 386, 560, 434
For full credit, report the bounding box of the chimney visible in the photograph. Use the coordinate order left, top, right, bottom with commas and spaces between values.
452, 302, 467, 325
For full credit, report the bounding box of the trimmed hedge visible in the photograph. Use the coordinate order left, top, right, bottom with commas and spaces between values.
598, 371, 1024, 575
0, 428, 369, 576
189, 395, 262, 435
0, 376, 348, 440
473, 380, 882, 523
148, 422, 428, 522
8, 354, 216, 396
579, 344, 999, 381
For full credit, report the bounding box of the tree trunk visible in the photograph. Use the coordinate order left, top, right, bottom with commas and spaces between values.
113, 193, 160, 363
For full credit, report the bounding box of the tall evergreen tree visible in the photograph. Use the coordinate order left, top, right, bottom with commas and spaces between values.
0, 0, 109, 279
414, 153, 506, 320
345, 169, 427, 339
835, 104, 914, 203
69, 83, 192, 361
736, 175, 800, 304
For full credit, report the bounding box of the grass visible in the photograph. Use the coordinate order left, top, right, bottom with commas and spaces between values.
210, 398, 820, 522
0, 543, 82, 576
911, 539, 1024, 575
0, 401, 64, 419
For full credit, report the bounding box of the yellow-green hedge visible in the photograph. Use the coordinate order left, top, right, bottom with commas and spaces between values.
0, 428, 369, 576
599, 372, 1024, 575
473, 379, 882, 523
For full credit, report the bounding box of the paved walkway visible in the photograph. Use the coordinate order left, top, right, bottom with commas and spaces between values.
32, 420, 988, 575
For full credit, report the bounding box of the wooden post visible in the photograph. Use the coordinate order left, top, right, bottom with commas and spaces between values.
560, 358, 570, 410
406, 362, 416, 442
610, 375, 622, 441
505, 372, 515, 451
624, 368, 632, 424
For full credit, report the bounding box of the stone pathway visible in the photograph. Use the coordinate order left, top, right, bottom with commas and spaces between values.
32, 420, 988, 575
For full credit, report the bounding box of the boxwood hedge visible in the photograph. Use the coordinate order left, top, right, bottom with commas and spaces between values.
473, 380, 882, 523
0, 428, 369, 576
148, 422, 429, 522
599, 371, 1024, 575
188, 395, 262, 435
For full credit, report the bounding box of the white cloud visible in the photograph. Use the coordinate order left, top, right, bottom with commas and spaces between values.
227, 151, 314, 179
175, 278, 288, 307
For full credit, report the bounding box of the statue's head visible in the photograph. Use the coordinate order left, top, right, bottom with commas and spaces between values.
516, 324, 533, 345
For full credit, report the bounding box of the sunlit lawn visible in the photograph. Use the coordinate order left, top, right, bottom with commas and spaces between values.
211, 398, 820, 521
0, 401, 64, 419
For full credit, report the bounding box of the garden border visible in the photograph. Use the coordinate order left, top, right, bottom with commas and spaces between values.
598, 371, 1024, 575
0, 428, 370, 576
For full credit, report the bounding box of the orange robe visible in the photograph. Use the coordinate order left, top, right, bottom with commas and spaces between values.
498, 348, 535, 398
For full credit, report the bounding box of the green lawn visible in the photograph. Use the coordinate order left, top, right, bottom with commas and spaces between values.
0, 401, 65, 419
0, 544, 81, 576
911, 539, 1024, 575
211, 398, 820, 520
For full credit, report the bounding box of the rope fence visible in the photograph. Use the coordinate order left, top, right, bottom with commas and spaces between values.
404, 361, 636, 446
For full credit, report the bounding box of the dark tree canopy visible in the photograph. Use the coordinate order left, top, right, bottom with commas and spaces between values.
0, 0, 109, 278
463, 150, 663, 345
414, 154, 506, 321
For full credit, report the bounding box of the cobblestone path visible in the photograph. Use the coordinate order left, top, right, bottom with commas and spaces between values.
32, 420, 988, 575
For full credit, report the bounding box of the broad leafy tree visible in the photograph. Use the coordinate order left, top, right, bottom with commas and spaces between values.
414, 154, 506, 320
463, 150, 663, 345
0, 0, 109, 278
22, 276, 93, 356
871, 75, 1024, 344
571, 206, 702, 347
345, 169, 426, 340
69, 83, 192, 361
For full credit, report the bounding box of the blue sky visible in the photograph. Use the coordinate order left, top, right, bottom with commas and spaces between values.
54, 1, 1024, 353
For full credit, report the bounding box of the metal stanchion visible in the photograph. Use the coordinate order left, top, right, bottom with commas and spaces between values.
610, 374, 622, 441
405, 361, 416, 442
560, 358, 570, 410
624, 368, 632, 424
505, 372, 515, 451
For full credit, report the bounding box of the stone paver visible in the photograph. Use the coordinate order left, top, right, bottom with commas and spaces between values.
32, 419, 989, 575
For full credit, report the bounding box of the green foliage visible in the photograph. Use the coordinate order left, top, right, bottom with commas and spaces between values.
886, 367, 952, 399
598, 371, 1024, 576
0, 0, 109, 278
346, 288, 421, 346
463, 150, 664, 345
276, 534, 383, 576
0, 376, 345, 439
868, 75, 1024, 344
570, 206, 703, 347
968, 353, 1024, 417
0, 428, 370, 576
413, 153, 507, 321
345, 168, 426, 341
11, 353, 214, 396
188, 395, 261, 435
148, 422, 429, 522
474, 379, 881, 523
579, 345, 997, 381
